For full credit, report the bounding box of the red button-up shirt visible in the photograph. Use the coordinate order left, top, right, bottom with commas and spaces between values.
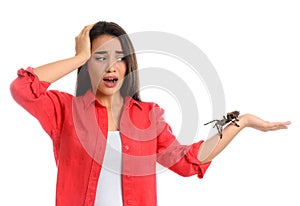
10, 67, 211, 206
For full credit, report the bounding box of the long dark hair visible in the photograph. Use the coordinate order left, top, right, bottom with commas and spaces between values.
75, 21, 141, 101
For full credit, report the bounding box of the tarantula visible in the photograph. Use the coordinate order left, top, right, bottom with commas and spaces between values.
204, 111, 240, 139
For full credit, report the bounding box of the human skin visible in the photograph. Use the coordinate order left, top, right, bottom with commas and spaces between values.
33, 24, 291, 164
87, 34, 127, 131
198, 114, 290, 163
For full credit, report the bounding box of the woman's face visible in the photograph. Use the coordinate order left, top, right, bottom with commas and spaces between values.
87, 35, 127, 97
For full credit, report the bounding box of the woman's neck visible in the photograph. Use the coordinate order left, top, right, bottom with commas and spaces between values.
96, 92, 124, 131
96, 92, 124, 110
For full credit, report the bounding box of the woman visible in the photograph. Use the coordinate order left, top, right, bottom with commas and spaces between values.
10, 21, 290, 206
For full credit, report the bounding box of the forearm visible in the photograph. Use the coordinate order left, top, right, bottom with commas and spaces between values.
198, 115, 247, 164
33, 55, 88, 83
197, 113, 291, 164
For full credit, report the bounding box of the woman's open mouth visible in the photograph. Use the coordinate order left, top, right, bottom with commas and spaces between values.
103, 76, 118, 88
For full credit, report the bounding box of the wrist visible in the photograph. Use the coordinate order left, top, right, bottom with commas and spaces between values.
74, 54, 90, 66
237, 114, 249, 129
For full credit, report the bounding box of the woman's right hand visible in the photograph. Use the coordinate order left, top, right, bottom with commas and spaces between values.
32, 24, 95, 83
75, 24, 94, 61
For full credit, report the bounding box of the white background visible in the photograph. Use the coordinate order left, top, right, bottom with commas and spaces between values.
1, 0, 299, 205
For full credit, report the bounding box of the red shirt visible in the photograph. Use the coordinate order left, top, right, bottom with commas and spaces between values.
10, 67, 211, 206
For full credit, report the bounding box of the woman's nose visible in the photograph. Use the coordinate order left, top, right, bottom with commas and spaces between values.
105, 59, 117, 73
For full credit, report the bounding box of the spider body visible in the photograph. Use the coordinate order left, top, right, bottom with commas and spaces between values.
204, 111, 240, 139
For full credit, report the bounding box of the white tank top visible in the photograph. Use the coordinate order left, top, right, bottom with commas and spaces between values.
94, 131, 123, 206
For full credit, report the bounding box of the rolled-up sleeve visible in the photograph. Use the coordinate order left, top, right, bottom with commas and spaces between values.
155, 104, 211, 178
10, 67, 51, 99
10, 67, 71, 163
182, 140, 211, 178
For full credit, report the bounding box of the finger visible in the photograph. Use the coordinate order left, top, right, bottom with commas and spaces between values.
83, 24, 94, 35
276, 121, 291, 128
270, 125, 288, 131
268, 122, 290, 131
260, 122, 285, 131
78, 24, 94, 36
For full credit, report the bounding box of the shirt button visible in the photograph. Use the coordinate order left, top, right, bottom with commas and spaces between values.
124, 145, 129, 151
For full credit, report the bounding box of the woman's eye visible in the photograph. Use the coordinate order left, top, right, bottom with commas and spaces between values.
117, 57, 125, 62
96, 57, 106, 61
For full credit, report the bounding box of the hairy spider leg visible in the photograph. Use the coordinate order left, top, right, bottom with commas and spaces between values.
215, 123, 223, 139
204, 119, 218, 126
231, 120, 240, 127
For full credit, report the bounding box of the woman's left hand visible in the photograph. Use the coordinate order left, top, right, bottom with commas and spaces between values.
241, 113, 291, 132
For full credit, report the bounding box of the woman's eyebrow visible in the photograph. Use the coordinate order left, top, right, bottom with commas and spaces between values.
94, 50, 124, 54
94, 51, 107, 54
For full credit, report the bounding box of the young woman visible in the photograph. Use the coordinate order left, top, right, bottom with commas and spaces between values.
10, 21, 291, 206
